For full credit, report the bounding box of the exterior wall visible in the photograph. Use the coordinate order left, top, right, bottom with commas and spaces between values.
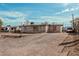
56, 26, 61, 32
20, 25, 46, 33
20, 25, 63, 33
48, 25, 56, 33
36, 25, 46, 33
40, 25, 46, 32
47, 25, 62, 33
20, 26, 34, 33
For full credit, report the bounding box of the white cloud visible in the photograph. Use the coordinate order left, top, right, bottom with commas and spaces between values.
40, 16, 71, 23
56, 8, 69, 14
0, 11, 28, 26
2, 17, 27, 26
0, 11, 27, 18
40, 16, 72, 26
0, 11, 27, 22
56, 7, 79, 15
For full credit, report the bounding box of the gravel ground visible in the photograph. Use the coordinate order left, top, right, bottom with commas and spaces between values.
0, 33, 68, 56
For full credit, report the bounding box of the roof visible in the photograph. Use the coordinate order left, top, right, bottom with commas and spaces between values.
19, 24, 63, 27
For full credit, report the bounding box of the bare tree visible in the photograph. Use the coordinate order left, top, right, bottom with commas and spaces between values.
0, 19, 3, 32
0, 19, 3, 26
72, 17, 79, 32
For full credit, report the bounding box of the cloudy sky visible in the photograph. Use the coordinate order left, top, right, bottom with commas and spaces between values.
0, 3, 79, 27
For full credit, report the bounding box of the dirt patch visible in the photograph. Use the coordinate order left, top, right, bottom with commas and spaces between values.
59, 33, 79, 56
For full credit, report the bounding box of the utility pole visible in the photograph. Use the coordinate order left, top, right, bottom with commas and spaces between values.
72, 13, 74, 30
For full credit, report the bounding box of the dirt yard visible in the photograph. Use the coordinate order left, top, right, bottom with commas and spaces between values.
59, 33, 79, 56
0, 33, 68, 56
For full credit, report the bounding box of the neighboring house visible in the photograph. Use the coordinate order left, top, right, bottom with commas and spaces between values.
19, 24, 63, 33
1, 26, 16, 32
3, 25, 11, 32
